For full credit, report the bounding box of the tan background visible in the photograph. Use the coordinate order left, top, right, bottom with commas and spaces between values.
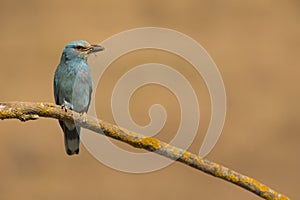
0, 0, 298, 199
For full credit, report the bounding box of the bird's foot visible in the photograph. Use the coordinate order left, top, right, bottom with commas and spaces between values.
61, 105, 68, 112
61, 100, 74, 112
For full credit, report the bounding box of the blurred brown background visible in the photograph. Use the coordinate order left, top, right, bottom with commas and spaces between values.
0, 0, 298, 199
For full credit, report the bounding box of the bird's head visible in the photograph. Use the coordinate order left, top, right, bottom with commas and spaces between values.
62, 40, 104, 61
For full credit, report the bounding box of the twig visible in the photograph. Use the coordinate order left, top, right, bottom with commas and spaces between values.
0, 102, 289, 200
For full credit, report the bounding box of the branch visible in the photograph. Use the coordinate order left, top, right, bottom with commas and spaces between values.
0, 102, 289, 200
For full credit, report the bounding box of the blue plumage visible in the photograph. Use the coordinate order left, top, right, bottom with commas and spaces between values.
54, 40, 104, 155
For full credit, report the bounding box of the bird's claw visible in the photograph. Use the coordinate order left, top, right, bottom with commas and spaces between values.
61, 105, 68, 112
61, 101, 74, 112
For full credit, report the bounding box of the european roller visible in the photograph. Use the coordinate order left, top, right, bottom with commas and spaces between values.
54, 40, 104, 155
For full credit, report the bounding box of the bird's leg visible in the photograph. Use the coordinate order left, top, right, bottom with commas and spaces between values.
61, 100, 74, 112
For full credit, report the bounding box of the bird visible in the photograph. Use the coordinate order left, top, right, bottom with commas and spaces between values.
54, 40, 104, 155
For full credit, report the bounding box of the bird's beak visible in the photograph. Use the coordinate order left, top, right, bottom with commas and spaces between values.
89, 44, 104, 53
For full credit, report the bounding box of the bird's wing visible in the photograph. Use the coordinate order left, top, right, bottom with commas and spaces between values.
86, 78, 93, 112
54, 68, 59, 104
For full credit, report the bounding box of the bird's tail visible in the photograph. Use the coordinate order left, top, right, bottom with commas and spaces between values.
60, 121, 80, 155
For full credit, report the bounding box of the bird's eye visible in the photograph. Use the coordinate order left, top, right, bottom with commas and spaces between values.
75, 46, 85, 50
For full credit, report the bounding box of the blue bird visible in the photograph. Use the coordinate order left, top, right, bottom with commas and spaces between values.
54, 40, 104, 155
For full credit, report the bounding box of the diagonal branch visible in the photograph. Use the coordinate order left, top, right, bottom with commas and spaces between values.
0, 102, 289, 200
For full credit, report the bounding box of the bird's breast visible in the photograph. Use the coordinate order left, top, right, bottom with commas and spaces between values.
57, 63, 92, 113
